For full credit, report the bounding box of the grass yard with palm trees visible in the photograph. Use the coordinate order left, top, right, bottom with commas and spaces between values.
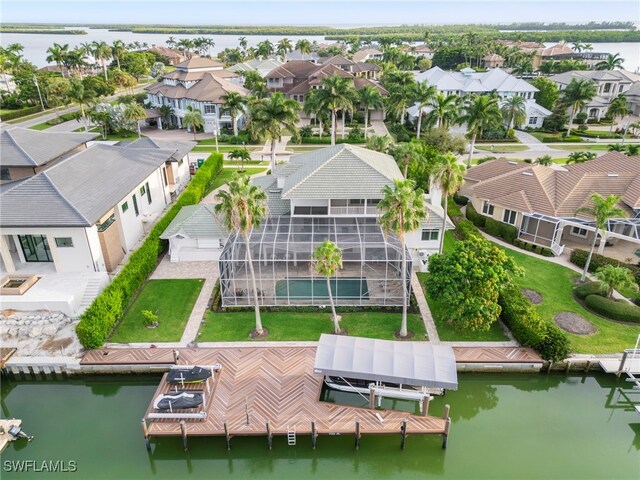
205, 167, 267, 196
198, 311, 426, 341
109, 279, 204, 343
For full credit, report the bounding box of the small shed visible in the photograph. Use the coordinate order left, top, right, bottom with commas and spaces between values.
160, 204, 227, 262
314, 334, 458, 390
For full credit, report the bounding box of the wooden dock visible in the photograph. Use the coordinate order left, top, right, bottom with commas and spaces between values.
0, 348, 17, 369
0, 419, 21, 453
141, 347, 449, 448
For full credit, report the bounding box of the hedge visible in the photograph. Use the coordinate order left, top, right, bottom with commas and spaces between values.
570, 249, 640, 285
573, 281, 607, 300
584, 294, 640, 323
484, 217, 518, 244
453, 194, 469, 206
0, 105, 42, 121
465, 202, 486, 228
456, 219, 482, 240
498, 284, 570, 361
300, 137, 365, 145
76, 152, 224, 348
513, 239, 554, 257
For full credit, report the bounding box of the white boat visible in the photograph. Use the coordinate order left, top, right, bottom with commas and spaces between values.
324, 376, 445, 397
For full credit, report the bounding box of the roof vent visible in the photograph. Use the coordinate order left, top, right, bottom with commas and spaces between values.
522, 172, 533, 176
607, 173, 619, 177
508, 161, 518, 165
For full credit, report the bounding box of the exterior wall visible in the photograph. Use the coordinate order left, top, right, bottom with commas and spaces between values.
169, 236, 223, 262
96, 210, 126, 272
470, 197, 523, 230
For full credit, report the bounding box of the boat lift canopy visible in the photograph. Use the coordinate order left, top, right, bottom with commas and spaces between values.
314, 334, 458, 390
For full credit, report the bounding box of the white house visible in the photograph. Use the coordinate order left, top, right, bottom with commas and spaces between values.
409, 67, 551, 128
145, 56, 249, 134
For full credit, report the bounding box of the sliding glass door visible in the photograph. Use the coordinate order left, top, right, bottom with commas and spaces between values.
18, 235, 53, 262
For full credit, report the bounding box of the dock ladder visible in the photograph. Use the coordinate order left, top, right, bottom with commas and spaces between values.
287, 425, 296, 445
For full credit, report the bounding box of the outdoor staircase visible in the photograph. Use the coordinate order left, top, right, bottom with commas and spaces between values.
79, 278, 106, 311
287, 425, 296, 446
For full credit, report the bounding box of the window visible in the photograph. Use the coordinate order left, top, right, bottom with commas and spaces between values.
349, 199, 365, 206
619, 85, 625, 93
603, 83, 611, 93
528, 117, 538, 125
482, 200, 494, 216
0, 167, 10, 181
421, 229, 439, 241
18, 235, 52, 262
162, 168, 168, 187
145, 182, 152, 204
293, 206, 328, 215
503, 209, 517, 225
132, 194, 139, 216
571, 226, 588, 238
140, 185, 146, 197
55, 237, 74, 248
97, 214, 116, 232
203, 104, 215, 114
178, 158, 184, 166
121, 201, 129, 213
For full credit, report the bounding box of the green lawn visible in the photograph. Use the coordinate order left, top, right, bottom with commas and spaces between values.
552, 144, 615, 151
205, 167, 267, 195
109, 279, 204, 343
192, 146, 260, 153
475, 145, 529, 152
29, 122, 52, 130
198, 311, 426, 341
498, 247, 640, 354
417, 273, 510, 342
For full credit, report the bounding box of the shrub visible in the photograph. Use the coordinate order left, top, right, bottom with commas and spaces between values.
447, 199, 463, 219
465, 202, 486, 228
574, 281, 607, 299
142, 309, 159, 327
575, 112, 588, 125
453, 194, 468, 206
300, 136, 365, 145
570, 249, 640, 285
0, 105, 41, 121
484, 217, 518, 244
584, 294, 640, 323
75, 152, 224, 348
456, 220, 482, 240
498, 285, 570, 361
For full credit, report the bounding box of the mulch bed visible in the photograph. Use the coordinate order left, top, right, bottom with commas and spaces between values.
521, 289, 543, 305
554, 312, 596, 335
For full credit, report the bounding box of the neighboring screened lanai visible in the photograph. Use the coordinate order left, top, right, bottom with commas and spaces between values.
218, 216, 412, 307
314, 334, 458, 390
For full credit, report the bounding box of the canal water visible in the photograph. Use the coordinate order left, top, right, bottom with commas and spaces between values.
1, 373, 638, 479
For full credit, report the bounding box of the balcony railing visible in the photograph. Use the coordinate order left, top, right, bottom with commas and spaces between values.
330, 206, 379, 216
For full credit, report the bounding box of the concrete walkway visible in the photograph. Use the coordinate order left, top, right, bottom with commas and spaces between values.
149, 256, 218, 344
370, 120, 390, 136
411, 272, 440, 343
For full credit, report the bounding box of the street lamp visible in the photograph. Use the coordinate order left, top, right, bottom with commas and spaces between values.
33, 76, 45, 112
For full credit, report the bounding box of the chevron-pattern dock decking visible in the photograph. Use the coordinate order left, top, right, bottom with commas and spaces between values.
452, 346, 543, 364
143, 347, 448, 439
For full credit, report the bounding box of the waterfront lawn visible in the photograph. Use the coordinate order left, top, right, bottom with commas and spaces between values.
499, 247, 640, 354
109, 279, 204, 343
417, 273, 510, 341
198, 311, 426, 341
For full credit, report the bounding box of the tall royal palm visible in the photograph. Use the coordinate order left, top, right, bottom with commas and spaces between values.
312, 240, 344, 335
215, 175, 268, 337
500, 95, 527, 129
221, 91, 246, 136
606, 95, 629, 132
425, 93, 459, 129
46, 43, 69, 77
383, 70, 416, 124
276, 38, 293, 58
562, 78, 598, 136
295, 39, 311, 54
183, 106, 204, 141
318, 74, 356, 145
459, 94, 502, 166
249, 92, 300, 171
111, 40, 126, 70
378, 179, 426, 338
256, 40, 274, 59
596, 53, 624, 71
431, 152, 465, 254
238, 37, 248, 51
123, 102, 147, 138
576, 194, 627, 282
68, 79, 95, 131
412, 81, 437, 139
92, 41, 112, 81
358, 85, 384, 139
303, 88, 327, 137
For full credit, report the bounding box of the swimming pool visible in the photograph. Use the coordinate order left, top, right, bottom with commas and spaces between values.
275, 277, 369, 300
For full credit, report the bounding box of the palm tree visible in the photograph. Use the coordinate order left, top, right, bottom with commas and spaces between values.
594, 265, 638, 299
312, 240, 344, 335
68, 79, 95, 131
46, 43, 69, 77
215, 175, 268, 337
238, 37, 248, 51
92, 41, 112, 81
303, 88, 327, 137
177, 38, 195, 54
431, 153, 465, 254
459, 94, 502, 166
535, 155, 553, 166
276, 38, 293, 58
295, 39, 311, 54
412, 81, 437, 139
358, 85, 384, 139
249, 92, 300, 171
64, 48, 88, 77
366, 134, 392, 153
228, 147, 251, 171
123, 102, 147, 138
501, 95, 527, 129
606, 95, 629, 132
111, 40, 126, 69
607, 143, 626, 152
563, 78, 598, 136
183, 106, 204, 141
575, 193, 627, 282
424, 93, 459, 129
596, 53, 624, 71
221, 91, 246, 136
378, 179, 427, 338
538, 60, 556, 75
391, 142, 420, 178
166, 36, 177, 48
256, 40, 274, 59
573, 41, 584, 53
383, 70, 415, 124
159, 105, 174, 126
317, 74, 356, 145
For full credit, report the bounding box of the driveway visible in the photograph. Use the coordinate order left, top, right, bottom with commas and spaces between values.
370, 120, 389, 136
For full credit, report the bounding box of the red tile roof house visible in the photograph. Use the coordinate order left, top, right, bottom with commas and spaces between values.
264, 59, 388, 120
145, 56, 249, 134
460, 154, 640, 261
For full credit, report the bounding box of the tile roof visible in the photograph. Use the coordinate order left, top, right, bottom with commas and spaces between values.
352, 48, 383, 63
145, 73, 249, 102
175, 56, 224, 70
415, 67, 537, 93
118, 137, 195, 162
160, 204, 227, 239
0, 143, 176, 227
252, 176, 291, 215
466, 153, 640, 219
0, 128, 99, 167
549, 69, 640, 85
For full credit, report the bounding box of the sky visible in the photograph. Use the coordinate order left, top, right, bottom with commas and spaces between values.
2, 0, 639, 26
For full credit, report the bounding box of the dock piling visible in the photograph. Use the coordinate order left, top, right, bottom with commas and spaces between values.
355, 420, 361, 450
442, 404, 451, 449
224, 420, 231, 450
369, 386, 375, 410
173, 349, 180, 364
311, 420, 318, 449
141, 419, 151, 452
422, 396, 431, 417
179, 420, 188, 451
400, 418, 407, 450
266, 419, 272, 450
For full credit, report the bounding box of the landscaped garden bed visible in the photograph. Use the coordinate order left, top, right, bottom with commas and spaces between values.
108, 279, 204, 343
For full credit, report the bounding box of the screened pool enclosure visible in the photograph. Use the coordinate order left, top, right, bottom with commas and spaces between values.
219, 216, 412, 307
